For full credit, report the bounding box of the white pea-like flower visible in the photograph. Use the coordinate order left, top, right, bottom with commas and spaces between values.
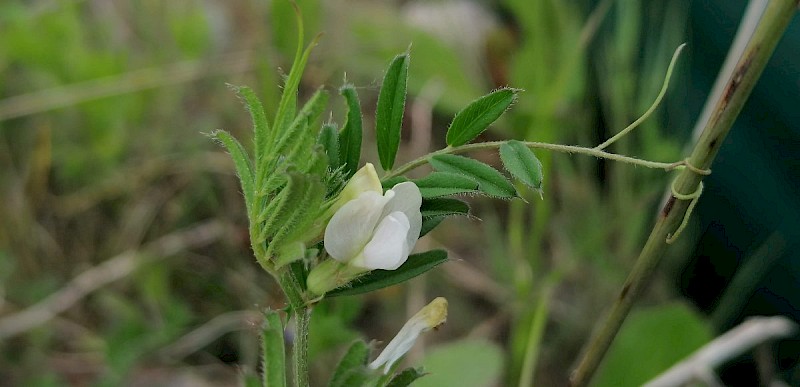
324, 179, 422, 270
369, 297, 448, 374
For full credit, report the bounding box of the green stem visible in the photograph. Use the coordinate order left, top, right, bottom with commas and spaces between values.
518, 276, 558, 387
569, 2, 799, 386
384, 141, 682, 180
293, 306, 312, 387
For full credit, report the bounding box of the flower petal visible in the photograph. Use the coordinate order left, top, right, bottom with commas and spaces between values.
324, 191, 389, 262
356, 211, 411, 270
338, 163, 382, 203
369, 297, 448, 373
383, 182, 423, 252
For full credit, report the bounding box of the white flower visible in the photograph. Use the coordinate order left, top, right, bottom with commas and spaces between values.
324, 180, 422, 270
369, 297, 448, 374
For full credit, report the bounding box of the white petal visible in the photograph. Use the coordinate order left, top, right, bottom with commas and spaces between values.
324, 191, 388, 262
383, 182, 423, 252
369, 319, 426, 373
338, 163, 382, 202
356, 212, 411, 270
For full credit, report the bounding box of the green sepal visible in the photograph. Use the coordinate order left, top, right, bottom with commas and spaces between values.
275, 241, 306, 268
445, 87, 519, 147
339, 84, 363, 178
500, 140, 543, 195
326, 250, 448, 297
429, 154, 517, 199
376, 52, 409, 171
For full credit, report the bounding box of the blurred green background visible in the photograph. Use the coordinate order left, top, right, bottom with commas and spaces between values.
1, 1, 796, 386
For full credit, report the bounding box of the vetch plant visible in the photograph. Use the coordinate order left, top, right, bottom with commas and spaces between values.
209, 2, 794, 385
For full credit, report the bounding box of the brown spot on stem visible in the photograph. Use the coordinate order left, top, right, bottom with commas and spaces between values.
661, 196, 676, 218
619, 282, 631, 299
723, 49, 756, 106
709, 138, 718, 150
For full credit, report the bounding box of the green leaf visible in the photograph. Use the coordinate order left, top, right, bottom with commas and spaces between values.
429, 154, 516, 198
211, 130, 254, 217
376, 52, 409, 171
414, 339, 503, 387
318, 123, 340, 169
419, 216, 445, 237
339, 84, 363, 178
262, 310, 287, 387
230, 85, 271, 161
499, 140, 543, 194
387, 367, 427, 387
593, 302, 713, 387
329, 341, 370, 387
267, 174, 325, 265
414, 172, 479, 198
274, 89, 329, 157
327, 250, 448, 297
420, 198, 470, 218
256, 179, 292, 242
446, 87, 519, 147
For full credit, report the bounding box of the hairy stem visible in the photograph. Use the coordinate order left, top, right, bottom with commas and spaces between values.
293, 306, 312, 387
569, 2, 799, 386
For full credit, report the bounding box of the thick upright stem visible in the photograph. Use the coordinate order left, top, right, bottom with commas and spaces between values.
569, 2, 799, 386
